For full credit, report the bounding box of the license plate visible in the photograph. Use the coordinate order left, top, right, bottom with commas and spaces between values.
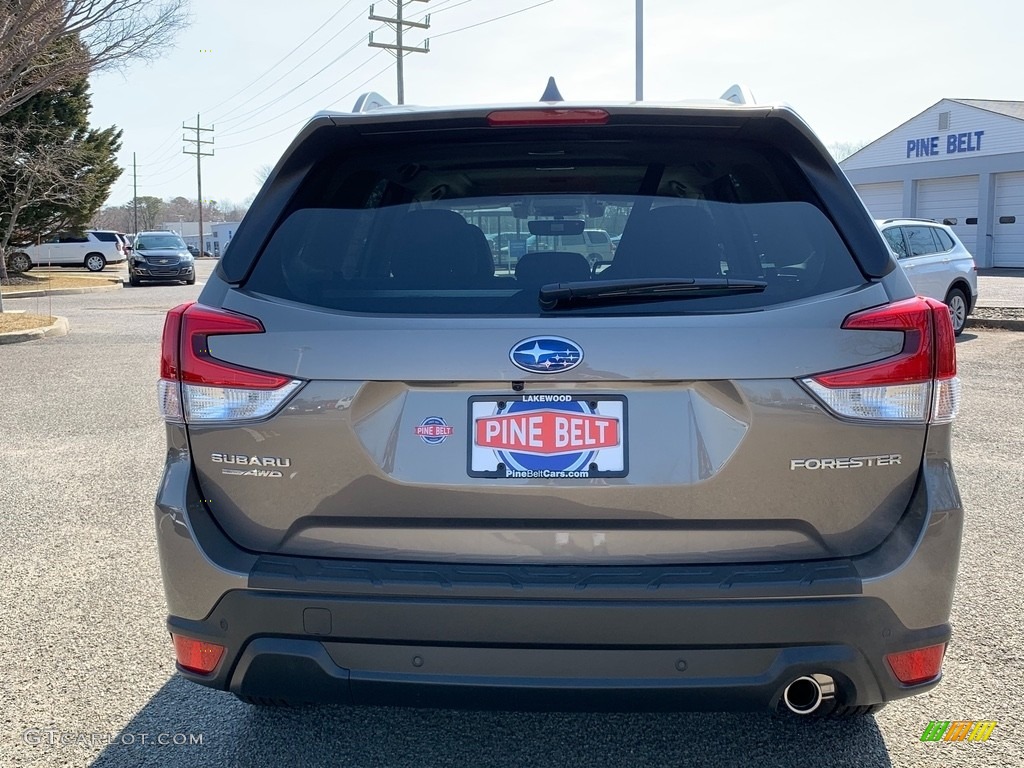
468, 395, 627, 479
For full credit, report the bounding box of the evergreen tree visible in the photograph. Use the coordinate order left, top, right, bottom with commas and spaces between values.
0, 65, 122, 257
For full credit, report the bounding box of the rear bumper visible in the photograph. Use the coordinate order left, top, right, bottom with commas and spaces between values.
155, 426, 963, 711
170, 590, 948, 711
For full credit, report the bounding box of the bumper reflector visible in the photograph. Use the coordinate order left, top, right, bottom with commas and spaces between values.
172, 634, 225, 674
886, 643, 945, 685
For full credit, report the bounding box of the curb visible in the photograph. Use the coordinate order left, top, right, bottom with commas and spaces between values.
1, 282, 121, 299
966, 317, 1024, 332
0, 315, 69, 344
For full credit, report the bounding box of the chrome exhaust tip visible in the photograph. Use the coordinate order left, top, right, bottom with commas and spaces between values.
782, 674, 836, 715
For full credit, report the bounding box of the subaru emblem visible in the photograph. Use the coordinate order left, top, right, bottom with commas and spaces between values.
509, 336, 584, 374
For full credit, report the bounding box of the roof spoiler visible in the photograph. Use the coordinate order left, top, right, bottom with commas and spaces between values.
352, 91, 392, 113
720, 84, 756, 105
351, 81, 756, 112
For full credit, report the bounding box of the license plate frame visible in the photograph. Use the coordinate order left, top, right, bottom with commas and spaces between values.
468, 394, 628, 479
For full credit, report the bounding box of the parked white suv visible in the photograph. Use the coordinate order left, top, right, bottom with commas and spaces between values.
558, 228, 614, 266
877, 219, 978, 335
6, 230, 126, 273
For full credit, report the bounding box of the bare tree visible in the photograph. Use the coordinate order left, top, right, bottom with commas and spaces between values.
0, 0, 191, 118
254, 164, 274, 186
827, 140, 868, 163
89, 203, 131, 232
0, 126, 85, 309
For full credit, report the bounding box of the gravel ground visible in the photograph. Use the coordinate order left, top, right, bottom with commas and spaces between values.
973, 306, 1024, 321
0, 264, 1022, 768
1, 275, 38, 286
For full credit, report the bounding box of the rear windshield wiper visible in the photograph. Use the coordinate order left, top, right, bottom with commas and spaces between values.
538, 277, 767, 310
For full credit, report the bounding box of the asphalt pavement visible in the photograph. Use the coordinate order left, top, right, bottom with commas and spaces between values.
1, 260, 1022, 767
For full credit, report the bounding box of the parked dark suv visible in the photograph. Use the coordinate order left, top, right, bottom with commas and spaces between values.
155, 85, 963, 717
129, 231, 195, 286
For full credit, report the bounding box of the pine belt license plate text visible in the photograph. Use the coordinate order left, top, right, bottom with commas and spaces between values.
468, 395, 627, 479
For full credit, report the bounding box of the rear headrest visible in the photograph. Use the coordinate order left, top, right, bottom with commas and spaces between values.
608, 206, 721, 279
515, 251, 591, 287
388, 209, 492, 286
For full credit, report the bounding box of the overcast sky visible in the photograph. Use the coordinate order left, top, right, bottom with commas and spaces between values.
88, 0, 1024, 210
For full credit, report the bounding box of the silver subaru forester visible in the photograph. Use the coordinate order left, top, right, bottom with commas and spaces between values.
154, 84, 963, 717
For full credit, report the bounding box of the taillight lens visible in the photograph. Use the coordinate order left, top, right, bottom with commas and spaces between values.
802, 297, 959, 423
172, 634, 225, 675
886, 643, 946, 685
158, 303, 302, 423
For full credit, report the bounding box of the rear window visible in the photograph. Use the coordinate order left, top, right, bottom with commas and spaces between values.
91, 232, 119, 242
935, 228, 955, 251
245, 133, 865, 315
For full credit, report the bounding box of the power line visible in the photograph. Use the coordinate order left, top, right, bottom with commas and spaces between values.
219, 49, 385, 139
212, 6, 370, 125
218, 53, 392, 149
431, 0, 555, 39
414, 0, 474, 18
217, 37, 366, 133
210, 0, 458, 133
221, 1, 558, 147
201, 0, 360, 119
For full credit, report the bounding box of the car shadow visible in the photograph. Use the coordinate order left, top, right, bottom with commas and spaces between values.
956, 332, 979, 342
88, 676, 894, 768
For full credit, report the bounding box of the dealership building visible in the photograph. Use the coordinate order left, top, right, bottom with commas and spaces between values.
841, 99, 1024, 268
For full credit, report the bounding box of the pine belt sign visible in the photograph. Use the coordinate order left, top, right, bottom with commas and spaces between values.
906, 130, 985, 159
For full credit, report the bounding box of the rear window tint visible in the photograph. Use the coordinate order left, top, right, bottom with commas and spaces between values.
245, 135, 865, 316
91, 232, 119, 242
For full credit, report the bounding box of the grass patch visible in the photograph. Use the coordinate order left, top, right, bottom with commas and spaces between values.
0, 312, 56, 333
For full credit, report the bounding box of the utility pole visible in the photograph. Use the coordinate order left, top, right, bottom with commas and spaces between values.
132, 152, 138, 234
368, 0, 430, 105
635, 0, 644, 101
183, 114, 214, 256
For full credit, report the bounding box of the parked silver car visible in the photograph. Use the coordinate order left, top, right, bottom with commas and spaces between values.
878, 218, 978, 335
154, 86, 963, 717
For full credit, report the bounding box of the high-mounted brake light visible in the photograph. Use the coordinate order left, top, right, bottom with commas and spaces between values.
802, 297, 959, 423
158, 303, 302, 423
487, 109, 610, 126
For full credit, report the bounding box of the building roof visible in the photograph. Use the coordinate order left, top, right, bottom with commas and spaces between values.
948, 99, 1024, 121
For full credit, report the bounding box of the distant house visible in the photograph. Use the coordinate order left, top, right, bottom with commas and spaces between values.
162, 220, 242, 256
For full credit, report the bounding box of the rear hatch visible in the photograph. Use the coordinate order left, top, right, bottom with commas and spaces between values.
162, 105, 958, 565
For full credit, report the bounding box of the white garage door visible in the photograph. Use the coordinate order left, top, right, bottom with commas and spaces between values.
916, 176, 978, 255
994, 172, 1024, 268
855, 182, 904, 219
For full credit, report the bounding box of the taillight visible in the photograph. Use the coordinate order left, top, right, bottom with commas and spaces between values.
487, 108, 610, 126
802, 297, 959, 423
886, 643, 946, 685
158, 302, 302, 423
